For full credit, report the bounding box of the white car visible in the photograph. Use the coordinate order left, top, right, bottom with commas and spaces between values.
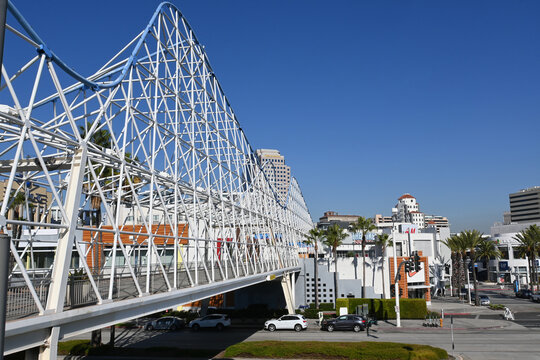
264, 314, 308, 332
189, 314, 231, 331
479, 295, 490, 306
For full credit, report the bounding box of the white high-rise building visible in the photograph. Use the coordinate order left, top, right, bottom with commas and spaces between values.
256, 149, 291, 201
395, 194, 424, 227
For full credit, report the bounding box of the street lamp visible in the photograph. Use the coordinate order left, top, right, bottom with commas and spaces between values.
391, 208, 401, 327
466, 257, 472, 305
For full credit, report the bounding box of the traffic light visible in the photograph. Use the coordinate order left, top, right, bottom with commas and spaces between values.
413, 251, 421, 272
404, 260, 411, 273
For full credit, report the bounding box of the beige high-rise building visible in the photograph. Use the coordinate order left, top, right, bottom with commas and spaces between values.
256, 149, 291, 201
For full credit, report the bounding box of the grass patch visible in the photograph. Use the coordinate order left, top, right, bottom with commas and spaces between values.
223, 341, 448, 359
56, 341, 220, 358
58, 340, 92, 355
489, 304, 505, 310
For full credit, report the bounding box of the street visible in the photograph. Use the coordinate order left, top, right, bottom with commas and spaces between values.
64, 285, 540, 360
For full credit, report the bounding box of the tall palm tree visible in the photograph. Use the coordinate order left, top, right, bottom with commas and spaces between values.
460, 230, 483, 306
323, 224, 348, 305
351, 217, 376, 298
304, 228, 325, 308
514, 225, 540, 286
443, 234, 464, 298
475, 238, 501, 282
375, 233, 391, 299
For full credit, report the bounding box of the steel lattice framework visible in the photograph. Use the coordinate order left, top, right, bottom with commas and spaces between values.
0, 1, 312, 356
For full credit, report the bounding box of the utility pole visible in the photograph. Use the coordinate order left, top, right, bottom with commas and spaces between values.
0, 1, 11, 358
391, 208, 400, 327
0, 234, 10, 360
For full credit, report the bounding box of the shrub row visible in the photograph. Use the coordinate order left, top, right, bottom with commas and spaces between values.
336, 298, 427, 320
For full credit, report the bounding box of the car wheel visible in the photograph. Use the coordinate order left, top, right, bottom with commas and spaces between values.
192, 324, 200, 331
146, 325, 153, 331
294, 324, 302, 332
170, 324, 177, 331
268, 324, 276, 332
327, 324, 334, 332
353, 325, 361, 332
216, 323, 224, 331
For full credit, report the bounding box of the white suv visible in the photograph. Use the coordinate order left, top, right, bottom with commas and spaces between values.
265, 314, 308, 332
189, 314, 231, 331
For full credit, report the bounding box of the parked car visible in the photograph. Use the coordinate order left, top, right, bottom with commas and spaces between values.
321, 314, 367, 332
516, 289, 533, 299
531, 293, 540, 303
479, 295, 490, 306
265, 314, 308, 332
144, 316, 185, 331
189, 314, 231, 331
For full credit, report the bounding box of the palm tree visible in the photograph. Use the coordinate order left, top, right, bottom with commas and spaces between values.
8, 189, 26, 240
460, 230, 483, 306
514, 225, 540, 286
351, 217, 376, 298
375, 233, 391, 299
304, 228, 325, 308
323, 224, 348, 305
475, 238, 501, 282
443, 234, 464, 298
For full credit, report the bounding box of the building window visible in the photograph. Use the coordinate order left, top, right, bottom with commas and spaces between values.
499, 247, 509, 260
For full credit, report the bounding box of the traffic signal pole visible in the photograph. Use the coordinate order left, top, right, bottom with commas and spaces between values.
0, 2, 10, 358
392, 227, 401, 327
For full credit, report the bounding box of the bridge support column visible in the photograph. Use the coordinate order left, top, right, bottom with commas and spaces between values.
281, 273, 294, 314
39, 147, 87, 360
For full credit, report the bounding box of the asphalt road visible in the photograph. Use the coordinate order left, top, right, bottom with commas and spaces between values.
64, 284, 540, 360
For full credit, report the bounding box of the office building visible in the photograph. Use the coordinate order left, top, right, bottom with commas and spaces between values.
256, 149, 291, 201
509, 187, 540, 223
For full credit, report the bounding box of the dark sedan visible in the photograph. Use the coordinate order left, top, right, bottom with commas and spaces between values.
516, 289, 533, 299
321, 314, 366, 332
145, 316, 185, 331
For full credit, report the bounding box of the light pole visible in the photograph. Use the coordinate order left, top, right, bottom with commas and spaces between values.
466, 257, 472, 305
391, 208, 400, 327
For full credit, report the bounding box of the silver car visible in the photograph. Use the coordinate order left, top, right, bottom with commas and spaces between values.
144, 316, 185, 331
189, 314, 231, 331
479, 295, 490, 306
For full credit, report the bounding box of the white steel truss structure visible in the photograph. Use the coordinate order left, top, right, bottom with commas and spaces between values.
0, 1, 312, 357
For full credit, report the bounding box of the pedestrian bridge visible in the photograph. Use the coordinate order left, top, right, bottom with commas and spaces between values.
0, 1, 313, 357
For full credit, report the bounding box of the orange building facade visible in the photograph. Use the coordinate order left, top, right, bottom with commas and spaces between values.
389, 252, 431, 302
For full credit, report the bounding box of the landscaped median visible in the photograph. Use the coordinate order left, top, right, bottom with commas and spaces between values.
223, 341, 448, 359
49, 339, 448, 359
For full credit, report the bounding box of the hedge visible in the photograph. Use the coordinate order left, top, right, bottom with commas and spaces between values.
335, 298, 427, 320
308, 302, 335, 310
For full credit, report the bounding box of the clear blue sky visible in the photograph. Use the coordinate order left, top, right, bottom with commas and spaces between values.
7, 0, 540, 233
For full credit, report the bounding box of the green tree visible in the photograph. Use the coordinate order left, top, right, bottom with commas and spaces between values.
375, 233, 392, 299
351, 217, 376, 298
304, 228, 325, 308
443, 234, 464, 298
8, 189, 26, 240
475, 238, 501, 281
514, 225, 540, 286
460, 230, 484, 306
323, 224, 348, 304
